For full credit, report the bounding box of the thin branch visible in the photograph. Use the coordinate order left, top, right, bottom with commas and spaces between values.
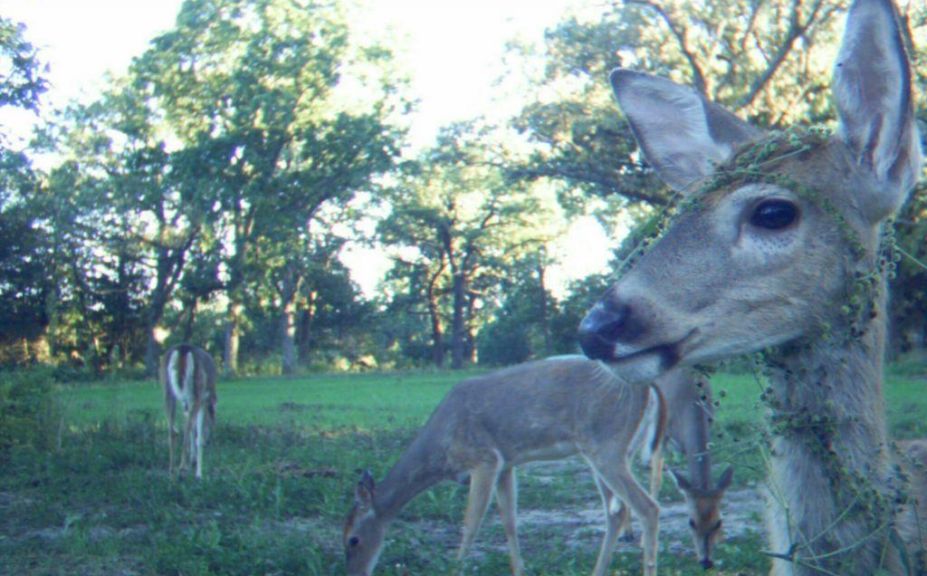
509, 164, 670, 206
625, 0, 708, 95
735, 0, 827, 110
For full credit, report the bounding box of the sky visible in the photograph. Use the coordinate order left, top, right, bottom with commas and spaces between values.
0, 0, 613, 296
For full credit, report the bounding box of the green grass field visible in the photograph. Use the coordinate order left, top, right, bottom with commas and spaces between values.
1, 363, 924, 575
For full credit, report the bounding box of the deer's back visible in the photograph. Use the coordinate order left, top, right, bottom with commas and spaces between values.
427, 357, 649, 469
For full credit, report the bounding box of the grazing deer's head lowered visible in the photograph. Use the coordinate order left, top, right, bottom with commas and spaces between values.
656, 368, 733, 570
579, 0, 922, 573
671, 466, 733, 570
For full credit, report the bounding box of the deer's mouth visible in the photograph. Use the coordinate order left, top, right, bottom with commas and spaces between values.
603, 330, 698, 382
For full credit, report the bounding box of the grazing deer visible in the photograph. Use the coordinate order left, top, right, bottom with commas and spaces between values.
577, 0, 923, 573
343, 356, 665, 576
656, 368, 734, 570
161, 343, 218, 479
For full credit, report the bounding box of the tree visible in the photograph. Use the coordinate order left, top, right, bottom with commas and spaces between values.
130, 0, 403, 375
0, 17, 46, 112
510, 0, 848, 211
39, 83, 209, 374
380, 123, 558, 368
0, 18, 49, 364
477, 251, 559, 365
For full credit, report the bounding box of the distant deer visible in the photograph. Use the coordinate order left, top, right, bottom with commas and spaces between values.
657, 369, 733, 570
577, 0, 923, 573
343, 356, 666, 576
161, 343, 218, 479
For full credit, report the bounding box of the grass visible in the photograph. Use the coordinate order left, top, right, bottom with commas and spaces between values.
0, 362, 924, 575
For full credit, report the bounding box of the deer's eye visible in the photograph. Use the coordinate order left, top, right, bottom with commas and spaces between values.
689, 519, 697, 529
349, 536, 360, 547
750, 199, 799, 230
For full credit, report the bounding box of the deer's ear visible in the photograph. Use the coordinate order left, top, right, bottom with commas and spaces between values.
669, 468, 693, 491
609, 69, 763, 194
716, 465, 734, 491
355, 469, 375, 509
833, 0, 922, 221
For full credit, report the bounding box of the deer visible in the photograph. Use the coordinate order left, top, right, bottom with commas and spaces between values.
343, 355, 666, 576
160, 343, 218, 480
577, 0, 923, 573
656, 368, 734, 570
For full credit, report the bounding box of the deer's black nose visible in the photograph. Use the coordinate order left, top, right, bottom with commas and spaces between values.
700, 558, 714, 570
577, 302, 630, 360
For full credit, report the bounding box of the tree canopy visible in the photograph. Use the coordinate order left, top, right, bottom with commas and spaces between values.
1, 0, 924, 372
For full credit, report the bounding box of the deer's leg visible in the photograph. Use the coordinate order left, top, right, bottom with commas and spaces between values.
588, 456, 660, 576
594, 472, 634, 543
495, 466, 525, 576
590, 471, 633, 574
165, 396, 177, 476
458, 460, 500, 564
181, 411, 195, 473
194, 405, 205, 479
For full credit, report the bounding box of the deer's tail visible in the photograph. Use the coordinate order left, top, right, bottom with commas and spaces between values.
639, 383, 668, 466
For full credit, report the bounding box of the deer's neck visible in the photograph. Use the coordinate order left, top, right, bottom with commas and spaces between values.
764, 291, 898, 575
373, 433, 449, 520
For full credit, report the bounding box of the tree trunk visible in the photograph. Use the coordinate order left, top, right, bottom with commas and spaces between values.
224, 301, 242, 377
450, 272, 466, 369
181, 297, 197, 342
464, 290, 477, 364
277, 263, 303, 375
280, 305, 297, 375
426, 282, 445, 367
143, 291, 168, 377
537, 256, 551, 353
144, 332, 161, 378
297, 290, 318, 364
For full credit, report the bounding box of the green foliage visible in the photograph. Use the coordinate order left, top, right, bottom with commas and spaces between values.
0, 369, 60, 457
2, 368, 924, 575
379, 122, 558, 368
0, 19, 51, 365
27, 0, 406, 374
0, 17, 46, 112
890, 183, 927, 355
478, 254, 564, 365
510, 0, 847, 210
3, 0, 924, 373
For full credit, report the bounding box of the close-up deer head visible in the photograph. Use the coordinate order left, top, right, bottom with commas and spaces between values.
577, 0, 920, 384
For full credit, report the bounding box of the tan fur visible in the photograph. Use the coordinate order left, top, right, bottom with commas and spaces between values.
343, 356, 663, 576
160, 343, 218, 480
577, 0, 921, 573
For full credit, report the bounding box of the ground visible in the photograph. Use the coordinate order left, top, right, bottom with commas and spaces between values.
1, 363, 924, 575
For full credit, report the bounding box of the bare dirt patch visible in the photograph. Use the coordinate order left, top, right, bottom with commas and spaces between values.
369, 458, 766, 569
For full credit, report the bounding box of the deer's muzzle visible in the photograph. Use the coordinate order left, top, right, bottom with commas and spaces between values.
577, 300, 638, 360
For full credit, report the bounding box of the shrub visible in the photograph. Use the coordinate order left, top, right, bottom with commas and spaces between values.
0, 368, 61, 457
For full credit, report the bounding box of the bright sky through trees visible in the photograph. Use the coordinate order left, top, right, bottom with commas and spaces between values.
0, 0, 612, 295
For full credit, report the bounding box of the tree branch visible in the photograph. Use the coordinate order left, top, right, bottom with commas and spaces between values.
508, 163, 670, 206
625, 0, 708, 96
735, 0, 828, 110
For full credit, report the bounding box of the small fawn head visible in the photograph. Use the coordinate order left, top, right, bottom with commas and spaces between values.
578, 0, 921, 381
672, 466, 734, 570
344, 470, 387, 576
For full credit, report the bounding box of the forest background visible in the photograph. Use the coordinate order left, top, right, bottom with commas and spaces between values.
0, 0, 925, 379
